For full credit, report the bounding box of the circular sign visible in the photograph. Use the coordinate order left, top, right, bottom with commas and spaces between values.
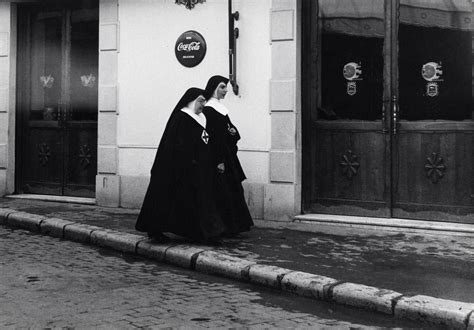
343, 62, 362, 81
422, 62, 442, 82
175, 30, 207, 68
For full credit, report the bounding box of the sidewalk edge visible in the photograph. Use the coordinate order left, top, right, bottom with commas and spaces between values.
1, 209, 473, 329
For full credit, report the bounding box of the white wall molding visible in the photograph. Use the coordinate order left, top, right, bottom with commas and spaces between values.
271, 9, 294, 41
96, 0, 120, 207
266, 0, 300, 221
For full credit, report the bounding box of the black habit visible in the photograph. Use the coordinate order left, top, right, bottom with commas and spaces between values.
203, 76, 254, 235
135, 88, 226, 241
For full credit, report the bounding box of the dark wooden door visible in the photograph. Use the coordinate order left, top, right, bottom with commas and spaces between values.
17, 1, 98, 198
392, 1, 474, 222
302, 1, 391, 217
302, 1, 474, 223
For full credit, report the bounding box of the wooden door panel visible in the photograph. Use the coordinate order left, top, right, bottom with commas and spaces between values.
303, 0, 473, 222
393, 2, 473, 222
313, 129, 385, 201
64, 3, 98, 197
17, 2, 98, 197
64, 124, 97, 197
304, 0, 389, 217
22, 128, 63, 195
19, 7, 64, 196
310, 123, 388, 216
393, 129, 474, 221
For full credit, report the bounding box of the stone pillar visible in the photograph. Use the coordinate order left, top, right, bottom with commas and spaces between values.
265, 0, 301, 221
96, 0, 120, 206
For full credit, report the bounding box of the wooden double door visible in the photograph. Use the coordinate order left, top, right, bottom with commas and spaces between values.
16, 1, 98, 198
302, 0, 474, 223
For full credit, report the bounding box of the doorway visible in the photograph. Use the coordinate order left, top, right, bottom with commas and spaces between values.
302, 0, 474, 223
16, 1, 98, 198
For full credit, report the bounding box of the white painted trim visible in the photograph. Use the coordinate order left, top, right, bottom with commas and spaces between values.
0, 32, 8, 57
117, 144, 157, 149
239, 148, 270, 153
5, 194, 96, 205
116, 144, 271, 153
295, 214, 474, 236
99, 22, 120, 52
270, 9, 295, 42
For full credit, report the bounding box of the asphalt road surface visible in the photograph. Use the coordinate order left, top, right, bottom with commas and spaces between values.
0, 227, 422, 329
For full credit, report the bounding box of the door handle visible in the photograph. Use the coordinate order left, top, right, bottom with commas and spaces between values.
392, 95, 398, 135
58, 101, 66, 126
57, 101, 62, 123
382, 98, 389, 134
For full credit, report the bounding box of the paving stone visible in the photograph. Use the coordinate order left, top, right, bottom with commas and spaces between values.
330, 282, 403, 315
280, 271, 339, 300
195, 250, 256, 280
0, 199, 471, 329
394, 295, 474, 329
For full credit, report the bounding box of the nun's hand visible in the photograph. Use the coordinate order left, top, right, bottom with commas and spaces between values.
217, 163, 225, 174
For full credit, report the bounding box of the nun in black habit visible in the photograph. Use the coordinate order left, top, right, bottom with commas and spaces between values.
135, 87, 226, 243
203, 75, 254, 236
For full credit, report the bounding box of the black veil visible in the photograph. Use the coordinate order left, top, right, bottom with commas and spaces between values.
204, 75, 229, 100
150, 87, 205, 175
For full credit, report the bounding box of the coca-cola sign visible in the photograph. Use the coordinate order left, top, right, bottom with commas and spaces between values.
175, 30, 207, 67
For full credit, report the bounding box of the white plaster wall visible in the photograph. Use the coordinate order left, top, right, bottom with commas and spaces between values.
117, 0, 272, 182
0, 2, 13, 196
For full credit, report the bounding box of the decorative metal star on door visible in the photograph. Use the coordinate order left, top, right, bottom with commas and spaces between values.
424, 152, 446, 183
37, 143, 51, 166
78, 144, 92, 169
340, 150, 360, 179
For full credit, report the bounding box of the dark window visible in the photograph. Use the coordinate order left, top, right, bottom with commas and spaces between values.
318, 2, 384, 121
399, 25, 472, 120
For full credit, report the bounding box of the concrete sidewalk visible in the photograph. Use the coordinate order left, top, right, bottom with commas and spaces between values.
1, 197, 473, 329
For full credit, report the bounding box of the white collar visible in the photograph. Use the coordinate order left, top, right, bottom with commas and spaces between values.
181, 107, 207, 128
206, 97, 229, 116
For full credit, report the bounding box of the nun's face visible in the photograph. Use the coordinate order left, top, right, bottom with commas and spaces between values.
214, 82, 228, 100
194, 96, 206, 114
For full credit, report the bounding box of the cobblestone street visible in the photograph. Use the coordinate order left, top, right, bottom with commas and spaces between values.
0, 227, 421, 329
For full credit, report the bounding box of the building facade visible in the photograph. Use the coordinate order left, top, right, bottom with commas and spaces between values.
0, 0, 472, 224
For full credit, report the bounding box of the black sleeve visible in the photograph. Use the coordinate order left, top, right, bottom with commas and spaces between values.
226, 116, 240, 154
227, 116, 240, 142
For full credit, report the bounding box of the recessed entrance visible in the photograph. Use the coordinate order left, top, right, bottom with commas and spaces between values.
302, 1, 474, 223
16, 1, 98, 198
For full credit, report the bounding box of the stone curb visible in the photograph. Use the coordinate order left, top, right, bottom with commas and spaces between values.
194, 250, 257, 279
280, 271, 339, 300
468, 311, 474, 330
6, 211, 46, 232
394, 295, 474, 329
40, 218, 75, 238
1, 209, 473, 329
0, 208, 16, 226
90, 230, 146, 254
